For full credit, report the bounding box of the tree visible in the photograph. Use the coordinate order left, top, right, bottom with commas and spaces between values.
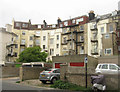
17, 46, 48, 63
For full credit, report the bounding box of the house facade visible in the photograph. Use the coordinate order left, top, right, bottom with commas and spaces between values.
87, 10, 120, 57
60, 15, 89, 55
0, 26, 17, 65
12, 19, 62, 61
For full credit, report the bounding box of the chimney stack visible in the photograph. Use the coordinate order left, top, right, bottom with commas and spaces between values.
43, 20, 47, 28
57, 17, 61, 26
89, 10, 95, 21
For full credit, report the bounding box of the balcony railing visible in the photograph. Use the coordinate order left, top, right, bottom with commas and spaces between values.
90, 24, 97, 30
7, 52, 14, 57
91, 49, 98, 55
34, 33, 40, 37
6, 41, 16, 47
91, 37, 98, 42
20, 42, 26, 46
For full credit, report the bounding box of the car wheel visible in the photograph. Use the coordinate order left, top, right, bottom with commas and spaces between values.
51, 78, 57, 84
97, 72, 101, 74
41, 80, 47, 84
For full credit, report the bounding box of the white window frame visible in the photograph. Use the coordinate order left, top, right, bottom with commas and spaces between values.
35, 39, 40, 45
22, 31, 25, 35
57, 35, 59, 40
64, 21, 68, 26
72, 20, 75, 24
50, 38, 54, 44
105, 34, 109, 39
101, 27, 104, 34
104, 48, 112, 55
109, 25, 113, 33
43, 36, 46, 41
21, 39, 25, 44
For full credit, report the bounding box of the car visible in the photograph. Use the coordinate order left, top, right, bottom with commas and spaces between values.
95, 63, 120, 74
39, 68, 60, 84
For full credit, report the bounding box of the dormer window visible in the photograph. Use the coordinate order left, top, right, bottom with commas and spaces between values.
16, 23, 21, 27
64, 21, 68, 26
22, 23, 28, 28
72, 20, 75, 24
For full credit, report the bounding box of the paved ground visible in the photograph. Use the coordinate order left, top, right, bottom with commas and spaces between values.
1, 77, 68, 92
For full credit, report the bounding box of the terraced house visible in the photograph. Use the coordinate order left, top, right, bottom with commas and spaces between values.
87, 10, 120, 58
3, 10, 120, 64
60, 15, 89, 55
0, 26, 17, 64
11, 19, 62, 61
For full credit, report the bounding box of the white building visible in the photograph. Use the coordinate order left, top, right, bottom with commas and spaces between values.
87, 14, 111, 57
40, 28, 62, 61
0, 26, 17, 65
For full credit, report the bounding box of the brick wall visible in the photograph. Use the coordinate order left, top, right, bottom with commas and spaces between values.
19, 67, 48, 81
2, 66, 19, 78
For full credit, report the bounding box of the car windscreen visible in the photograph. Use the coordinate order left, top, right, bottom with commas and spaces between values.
42, 69, 53, 73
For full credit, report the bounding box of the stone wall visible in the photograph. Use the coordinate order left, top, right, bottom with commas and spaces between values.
2, 66, 19, 78
53, 54, 98, 69
19, 67, 48, 81
60, 64, 119, 90
98, 55, 119, 65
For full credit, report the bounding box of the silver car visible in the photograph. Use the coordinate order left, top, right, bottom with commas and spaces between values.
95, 63, 120, 74
39, 68, 60, 84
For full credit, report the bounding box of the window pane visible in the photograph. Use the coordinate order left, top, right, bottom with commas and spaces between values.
101, 27, 104, 33
102, 65, 108, 69
80, 26, 84, 30
109, 25, 113, 32
109, 65, 117, 70
22, 31, 25, 35
43, 36, 46, 41
35, 39, 40, 45
57, 35, 59, 40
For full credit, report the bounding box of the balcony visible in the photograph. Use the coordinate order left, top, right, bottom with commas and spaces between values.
7, 52, 14, 57
61, 41, 68, 45
20, 42, 26, 46
90, 24, 97, 30
91, 37, 98, 42
62, 31, 71, 35
77, 30, 84, 33
91, 49, 98, 55
6, 41, 16, 47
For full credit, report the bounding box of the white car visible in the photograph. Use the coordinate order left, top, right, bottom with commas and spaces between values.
95, 63, 120, 74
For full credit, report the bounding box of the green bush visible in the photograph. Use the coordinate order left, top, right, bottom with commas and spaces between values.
15, 64, 21, 68
50, 80, 91, 91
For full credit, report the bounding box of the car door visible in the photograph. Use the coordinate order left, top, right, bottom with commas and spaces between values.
109, 64, 118, 74
52, 70, 60, 79
101, 64, 109, 74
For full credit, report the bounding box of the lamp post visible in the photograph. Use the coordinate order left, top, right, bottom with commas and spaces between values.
84, 54, 88, 88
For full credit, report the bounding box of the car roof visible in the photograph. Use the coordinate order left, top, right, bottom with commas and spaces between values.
98, 63, 117, 65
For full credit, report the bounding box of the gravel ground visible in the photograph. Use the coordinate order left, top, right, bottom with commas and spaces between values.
19, 79, 52, 88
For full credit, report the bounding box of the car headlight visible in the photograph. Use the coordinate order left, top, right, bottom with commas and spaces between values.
47, 76, 50, 79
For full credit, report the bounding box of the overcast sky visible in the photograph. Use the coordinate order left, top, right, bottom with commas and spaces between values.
0, 0, 120, 27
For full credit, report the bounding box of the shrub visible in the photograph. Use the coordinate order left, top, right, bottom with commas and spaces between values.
51, 80, 91, 91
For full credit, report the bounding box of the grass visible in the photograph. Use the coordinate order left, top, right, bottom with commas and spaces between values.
16, 81, 20, 83
50, 80, 91, 91
15, 64, 21, 68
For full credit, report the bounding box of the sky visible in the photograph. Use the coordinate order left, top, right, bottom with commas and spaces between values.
0, 0, 120, 27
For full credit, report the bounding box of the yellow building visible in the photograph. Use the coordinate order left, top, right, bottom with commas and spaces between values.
12, 19, 62, 61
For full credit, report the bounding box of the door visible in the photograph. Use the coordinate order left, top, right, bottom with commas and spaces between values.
101, 64, 109, 74
55, 63, 62, 68
109, 64, 118, 74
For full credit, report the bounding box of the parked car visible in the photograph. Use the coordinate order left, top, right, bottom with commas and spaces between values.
95, 63, 120, 74
39, 68, 60, 84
